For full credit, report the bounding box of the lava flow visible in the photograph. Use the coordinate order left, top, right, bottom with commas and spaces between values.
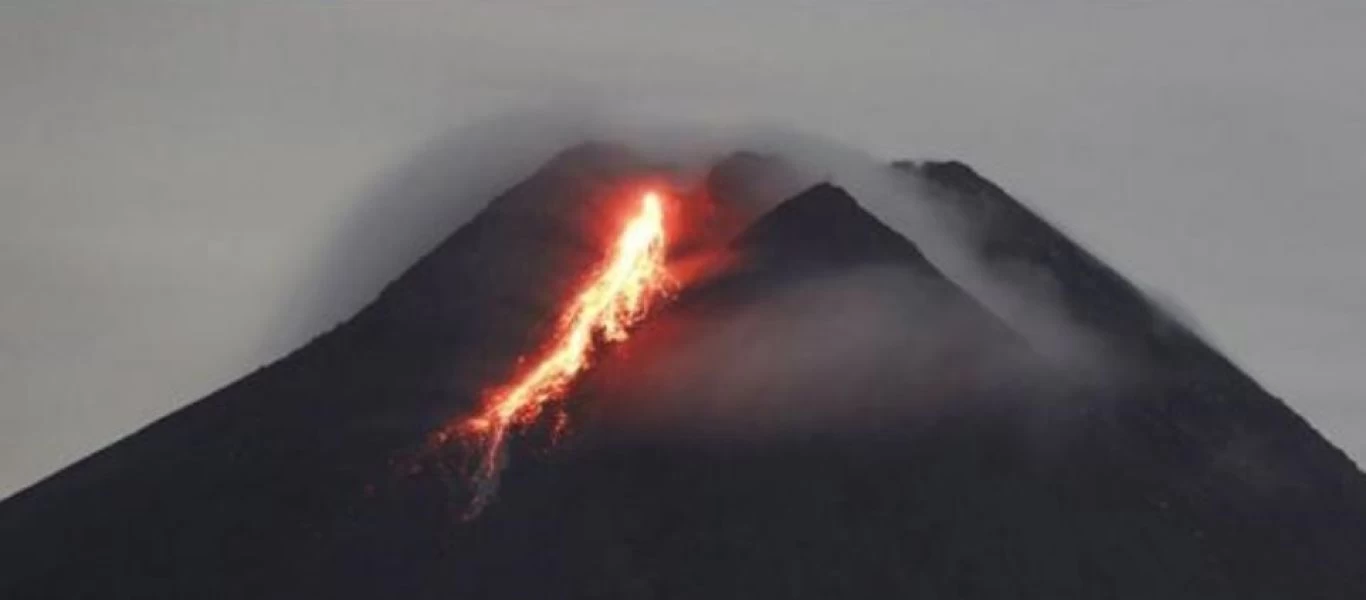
442, 189, 673, 517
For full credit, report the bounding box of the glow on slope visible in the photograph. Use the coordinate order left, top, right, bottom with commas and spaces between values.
448, 190, 672, 517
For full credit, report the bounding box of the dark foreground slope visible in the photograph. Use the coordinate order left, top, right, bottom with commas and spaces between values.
2, 149, 1364, 599
0, 144, 665, 598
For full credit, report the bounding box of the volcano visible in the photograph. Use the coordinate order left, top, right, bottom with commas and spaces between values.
2, 144, 1364, 599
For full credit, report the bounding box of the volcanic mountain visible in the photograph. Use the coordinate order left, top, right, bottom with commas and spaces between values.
2, 145, 1364, 599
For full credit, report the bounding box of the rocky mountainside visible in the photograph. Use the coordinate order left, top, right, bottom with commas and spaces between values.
2, 146, 1363, 599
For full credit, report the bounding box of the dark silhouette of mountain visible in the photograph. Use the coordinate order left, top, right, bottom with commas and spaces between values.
903, 159, 1366, 592
907, 159, 1366, 504
735, 182, 937, 271
2, 147, 1364, 599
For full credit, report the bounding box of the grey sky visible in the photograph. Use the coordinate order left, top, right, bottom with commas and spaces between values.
2, 1, 1364, 498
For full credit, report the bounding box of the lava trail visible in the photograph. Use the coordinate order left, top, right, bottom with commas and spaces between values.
439, 190, 673, 517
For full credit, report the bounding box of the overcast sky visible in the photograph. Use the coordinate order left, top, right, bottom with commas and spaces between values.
2, 1, 1364, 498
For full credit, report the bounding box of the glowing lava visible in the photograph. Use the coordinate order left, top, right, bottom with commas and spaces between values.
446, 190, 672, 517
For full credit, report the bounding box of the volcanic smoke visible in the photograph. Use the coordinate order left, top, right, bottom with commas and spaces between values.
439, 190, 673, 518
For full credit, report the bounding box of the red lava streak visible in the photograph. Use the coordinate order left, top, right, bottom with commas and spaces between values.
443, 190, 673, 517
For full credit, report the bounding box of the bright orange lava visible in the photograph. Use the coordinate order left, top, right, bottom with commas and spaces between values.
451, 190, 672, 517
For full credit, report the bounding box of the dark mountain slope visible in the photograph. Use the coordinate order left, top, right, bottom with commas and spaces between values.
905, 159, 1365, 487
581, 182, 1035, 437
735, 182, 939, 270
902, 159, 1366, 591
0, 149, 1363, 599
0, 143, 663, 598
413, 178, 1366, 599
905, 160, 1250, 373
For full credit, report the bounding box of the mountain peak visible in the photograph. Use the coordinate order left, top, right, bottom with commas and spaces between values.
3, 148, 1365, 599
732, 182, 934, 273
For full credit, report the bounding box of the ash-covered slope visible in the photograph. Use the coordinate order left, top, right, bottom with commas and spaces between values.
2, 147, 1364, 599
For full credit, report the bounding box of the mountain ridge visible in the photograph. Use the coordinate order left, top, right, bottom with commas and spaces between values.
1, 146, 1363, 598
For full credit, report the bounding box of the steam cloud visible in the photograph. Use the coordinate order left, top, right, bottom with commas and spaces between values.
293, 109, 1119, 439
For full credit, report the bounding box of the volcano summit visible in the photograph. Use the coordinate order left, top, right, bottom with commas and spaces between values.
2, 144, 1364, 599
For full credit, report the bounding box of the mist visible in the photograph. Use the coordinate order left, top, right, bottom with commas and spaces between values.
267, 113, 1126, 446
579, 265, 1061, 440
1, 1, 1361, 523
288, 114, 1109, 364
